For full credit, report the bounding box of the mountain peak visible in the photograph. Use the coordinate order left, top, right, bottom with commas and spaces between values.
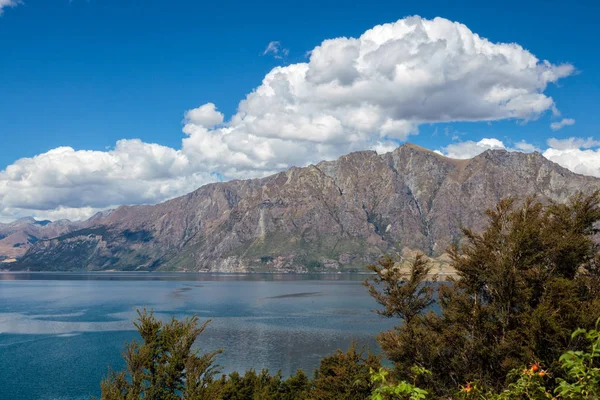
397, 142, 433, 153
10, 217, 38, 226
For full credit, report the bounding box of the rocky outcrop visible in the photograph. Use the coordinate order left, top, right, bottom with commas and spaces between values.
9, 144, 600, 272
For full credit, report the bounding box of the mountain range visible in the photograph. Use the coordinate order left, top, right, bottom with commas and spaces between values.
3, 144, 599, 272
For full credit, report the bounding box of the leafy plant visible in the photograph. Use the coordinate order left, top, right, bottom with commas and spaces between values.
554, 318, 600, 399
369, 367, 430, 400
492, 364, 552, 399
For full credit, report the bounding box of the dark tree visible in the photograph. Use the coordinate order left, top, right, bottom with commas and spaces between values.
309, 343, 381, 400
366, 192, 600, 396
364, 253, 435, 325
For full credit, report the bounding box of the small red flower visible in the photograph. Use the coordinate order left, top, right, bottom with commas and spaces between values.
461, 382, 473, 393
531, 364, 539, 373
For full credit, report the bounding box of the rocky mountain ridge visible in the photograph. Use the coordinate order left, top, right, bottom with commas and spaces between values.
6, 144, 600, 272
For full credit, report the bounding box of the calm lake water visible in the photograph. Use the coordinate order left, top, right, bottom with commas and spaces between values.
0, 272, 395, 400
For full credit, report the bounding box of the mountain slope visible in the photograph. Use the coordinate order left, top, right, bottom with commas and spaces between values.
9, 144, 600, 272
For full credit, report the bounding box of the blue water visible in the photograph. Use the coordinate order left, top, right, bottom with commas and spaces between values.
0, 273, 395, 400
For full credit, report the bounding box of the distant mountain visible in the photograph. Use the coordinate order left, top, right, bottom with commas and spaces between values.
6, 144, 600, 272
0, 218, 79, 261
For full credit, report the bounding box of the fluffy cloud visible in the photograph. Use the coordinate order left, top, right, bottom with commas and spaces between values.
0, 0, 20, 15
550, 118, 576, 131
184, 103, 224, 128
0, 16, 578, 221
544, 148, 600, 178
0, 140, 217, 221
543, 137, 600, 178
177, 16, 573, 175
440, 138, 506, 159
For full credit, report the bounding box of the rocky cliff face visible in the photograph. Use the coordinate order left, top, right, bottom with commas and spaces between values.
8, 144, 600, 272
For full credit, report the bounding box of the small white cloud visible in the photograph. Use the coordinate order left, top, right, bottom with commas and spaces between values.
184, 103, 224, 128
262, 41, 289, 59
441, 138, 506, 159
550, 118, 575, 131
371, 140, 399, 154
0, 0, 20, 15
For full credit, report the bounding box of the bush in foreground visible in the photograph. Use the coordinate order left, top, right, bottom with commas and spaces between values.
100, 311, 600, 399
365, 192, 600, 396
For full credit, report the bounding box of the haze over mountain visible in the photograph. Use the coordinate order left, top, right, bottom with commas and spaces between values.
3, 144, 598, 272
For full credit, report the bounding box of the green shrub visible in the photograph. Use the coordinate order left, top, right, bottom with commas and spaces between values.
365, 192, 600, 396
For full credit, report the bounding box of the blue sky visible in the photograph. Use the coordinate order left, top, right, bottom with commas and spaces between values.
0, 0, 599, 221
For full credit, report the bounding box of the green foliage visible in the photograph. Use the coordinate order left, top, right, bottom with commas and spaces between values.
309, 342, 382, 399
99, 310, 314, 400
366, 323, 600, 400
98, 309, 222, 399
214, 369, 310, 400
365, 192, 600, 396
475, 321, 600, 399
364, 254, 436, 325
491, 365, 552, 399
554, 318, 600, 399
369, 367, 430, 400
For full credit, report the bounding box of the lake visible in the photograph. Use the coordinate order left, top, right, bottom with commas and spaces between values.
0, 272, 396, 400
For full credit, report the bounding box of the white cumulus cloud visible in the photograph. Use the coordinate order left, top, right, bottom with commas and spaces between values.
0, 140, 217, 221
542, 137, 600, 178
550, 118, 576, 131
184, 103, 224, 128
0, 16, 579, 221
